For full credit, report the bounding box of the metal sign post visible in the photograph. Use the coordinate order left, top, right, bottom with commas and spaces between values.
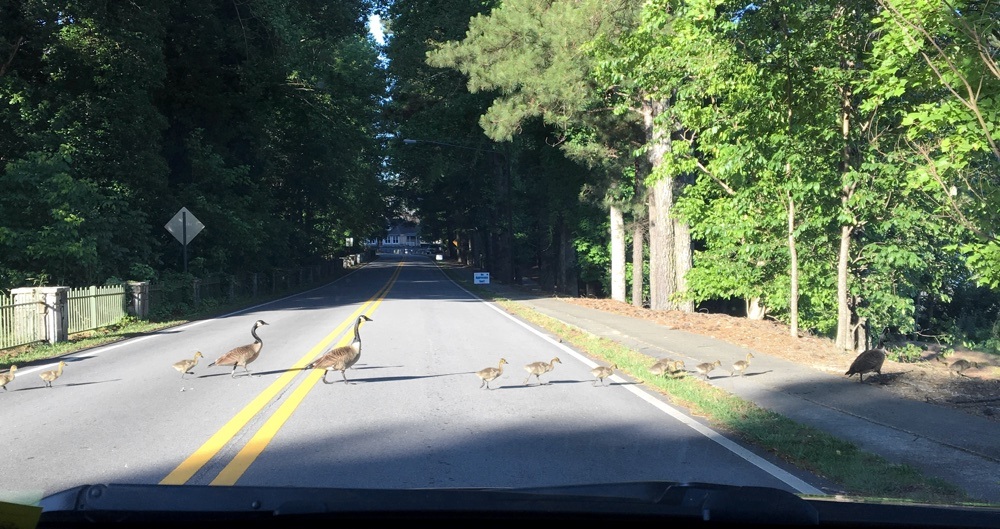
165, 207, 205, 273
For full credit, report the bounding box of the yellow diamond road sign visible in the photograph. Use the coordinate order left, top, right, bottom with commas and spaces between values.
165, 207, 205, 245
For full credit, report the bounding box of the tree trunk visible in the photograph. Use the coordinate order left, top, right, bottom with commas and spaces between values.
556, 215, 579, 296
648, 179, 675, 310
610, 204, 626, 302
632, 222, 645, 307
642, 98, 676, 311
632, 162, 646, 308
672, 212, 694, 312
787, 190, 799, 338
836, 80, 857, 351
747, 298, 766, 320
836, 224, 853, 350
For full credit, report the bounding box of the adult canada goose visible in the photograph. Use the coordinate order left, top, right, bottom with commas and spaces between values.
209, 319, 269, 378
845, 347, 886, 383
39, 361, 66, 388
949, 359, 979, 377
476, 358, 507, 389
695, 360, 722, 380
173, 352, 204, 379
590, 363, 617, 386
0, 365, 16, 391
306, 315, 374, 384
523, 357, 561, 385
731, 353, 755, 377
845, 329, 888, 383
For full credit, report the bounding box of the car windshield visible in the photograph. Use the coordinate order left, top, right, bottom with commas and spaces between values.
1, 0, 999, 523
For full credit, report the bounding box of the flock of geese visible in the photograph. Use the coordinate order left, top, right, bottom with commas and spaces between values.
0, 318, 986, 392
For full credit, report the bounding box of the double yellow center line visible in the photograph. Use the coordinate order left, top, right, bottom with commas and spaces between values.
160, 260, 403, 486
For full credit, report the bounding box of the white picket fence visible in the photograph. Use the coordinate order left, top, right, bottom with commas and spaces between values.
0, 291, 45, 350
67, 285, 128, 335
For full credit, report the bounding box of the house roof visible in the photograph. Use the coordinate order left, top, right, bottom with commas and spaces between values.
387, 224, 419, 237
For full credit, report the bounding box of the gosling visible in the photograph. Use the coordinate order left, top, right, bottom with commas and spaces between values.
39, 361, 66, 388
523, 357, 561, 385
695, 360, 721, 380
591, 363, 617, 387
477, 358, 508, 389
0, 365, 16, 391
731, 353, 755, 377
173, 352, 204, 379
949, 359, 979, 377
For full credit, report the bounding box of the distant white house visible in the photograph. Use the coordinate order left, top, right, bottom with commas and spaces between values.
369, 223, 422, 247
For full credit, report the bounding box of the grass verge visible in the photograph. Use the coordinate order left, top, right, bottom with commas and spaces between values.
440, 265, 973, 505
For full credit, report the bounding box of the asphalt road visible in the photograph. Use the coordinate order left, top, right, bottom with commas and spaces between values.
0, 254, 824, 504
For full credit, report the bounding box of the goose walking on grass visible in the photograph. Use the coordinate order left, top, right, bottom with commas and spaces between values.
39, 361, 66, 388
590, 363, 617, 387
648, 361, 671, 378
649, 360, 683, 378
476, 358, 507, 389
0, 365, 16, 391
306, 315, 373, 384
173, 352, 204, 379
523, 357, 561, 385
209, 320, 269, 378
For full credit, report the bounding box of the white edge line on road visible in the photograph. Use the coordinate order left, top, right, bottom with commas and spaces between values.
13, 264, 372, 377
438, 265, 824, 496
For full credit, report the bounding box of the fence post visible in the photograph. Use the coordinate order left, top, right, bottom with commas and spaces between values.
192, 279, 201, 304
38, 286, 69, 344
127, 281, 150, 319
10, 287, 44, 345
89, 285, 98, 330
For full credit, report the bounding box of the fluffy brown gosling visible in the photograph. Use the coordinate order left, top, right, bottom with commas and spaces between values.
949, 359, 979, 377
306, 315, 373, 384
39, 361, 66, 388
731, 353, 755, 377
590, 363, 617, 387
695, 360, 722, 380
477, 358, 507, 389
523, 357, 561, 385
173, 352, 204, 379
648, 361, 671, 378
667, 360, 686, 377
209, 319, 269, 378
0, 365, 16, 391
